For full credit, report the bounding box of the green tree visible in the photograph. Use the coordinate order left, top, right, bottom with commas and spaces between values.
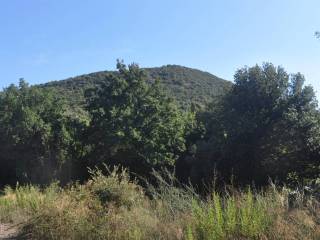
0, 79, 76, 186
195, 63, 320, 185
85, 61, 191, 174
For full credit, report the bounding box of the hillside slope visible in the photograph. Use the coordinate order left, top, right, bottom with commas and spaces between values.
41, 65, 232, 111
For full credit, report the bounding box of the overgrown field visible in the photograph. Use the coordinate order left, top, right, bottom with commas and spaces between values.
1, 168, 319, 240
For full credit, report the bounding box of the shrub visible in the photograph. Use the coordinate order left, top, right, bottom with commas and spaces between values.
86, 166, 145, 208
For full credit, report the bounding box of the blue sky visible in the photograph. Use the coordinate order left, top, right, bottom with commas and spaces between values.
1, 0, 320, 98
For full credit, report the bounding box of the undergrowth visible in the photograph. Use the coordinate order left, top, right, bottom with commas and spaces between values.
0, 167, 319, 239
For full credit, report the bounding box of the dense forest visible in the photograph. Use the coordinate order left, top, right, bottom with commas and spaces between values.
0, 61, 319, 189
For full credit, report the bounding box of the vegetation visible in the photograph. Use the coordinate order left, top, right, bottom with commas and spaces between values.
1, 61, 320, 239
0, 79, 83, 186
0, 168, 319, 239
40, 64, 232, 112
84, 61, 193, 175
179, 63, 320, 187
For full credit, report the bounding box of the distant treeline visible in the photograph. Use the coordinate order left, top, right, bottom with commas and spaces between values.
0, 61, 319, 188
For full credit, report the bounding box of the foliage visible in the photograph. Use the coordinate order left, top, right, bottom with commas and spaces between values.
85, 62, 192, 173
0, 61, 320, 203
0, 80, 82, 186
189, 63, 320, 185
87, 166, 144, 208
145, 65, 232, 109
41, 65, 232, 112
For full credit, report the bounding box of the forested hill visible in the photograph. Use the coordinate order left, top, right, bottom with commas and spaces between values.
40, 65, 232, 109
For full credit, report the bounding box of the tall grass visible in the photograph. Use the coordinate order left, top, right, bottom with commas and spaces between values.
0, 168, 320, 239
188, 189, 273, 240
0, 183, 60, 223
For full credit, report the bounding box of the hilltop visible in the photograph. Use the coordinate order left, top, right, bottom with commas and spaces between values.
40, 65, 232, 110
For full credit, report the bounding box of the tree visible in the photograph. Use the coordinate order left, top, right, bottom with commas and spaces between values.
0, 79, 76, 186
193, 63, 320, 185
85, 61, 191, 175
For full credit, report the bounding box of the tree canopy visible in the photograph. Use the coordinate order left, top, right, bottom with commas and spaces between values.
0, 62, 319, 189
85, 61, 193, 174
189, 63, 320, 185
0, 79, 78, 185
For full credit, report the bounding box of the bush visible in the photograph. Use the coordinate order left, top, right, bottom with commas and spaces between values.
86, 166, 145, 208
14, 167, 185, 240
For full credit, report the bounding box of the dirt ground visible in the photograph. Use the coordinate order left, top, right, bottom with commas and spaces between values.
0, 223, 20, 239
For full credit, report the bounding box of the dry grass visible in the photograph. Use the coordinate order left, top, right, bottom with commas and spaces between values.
0, 168, 319, 239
